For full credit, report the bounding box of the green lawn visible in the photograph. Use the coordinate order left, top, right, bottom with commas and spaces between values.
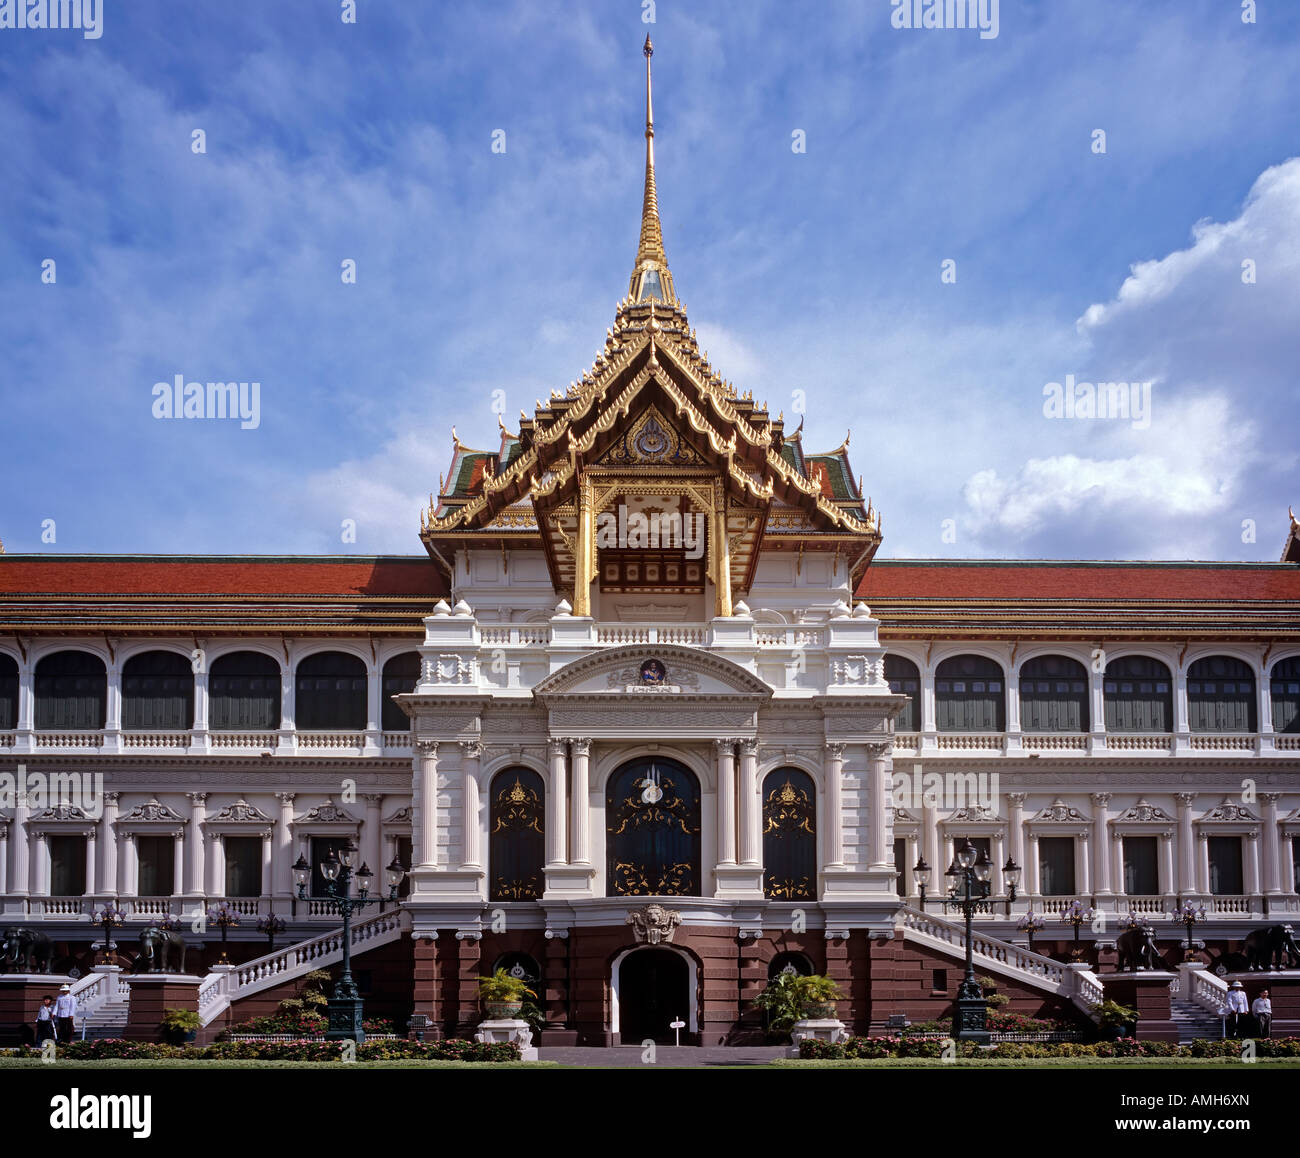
775, 1057, 1300, 1069
0, 1058, 558, 1070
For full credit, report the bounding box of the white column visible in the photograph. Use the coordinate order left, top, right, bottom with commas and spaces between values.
0, 828, 7, 895
1111, 830, 1125, 897
738, 739, 760, 866
29, 830, 47, 895
171, 832, 184, 896
568, 739, 590, 866
1196, 832, 1210, 896
1262, 793, 1283, 895
261, 833, 273, 899
1007, 793, 1026, 888
922, 797, 942, 895
363, 793, 383, 875
415, 741, 439, 868
824, 742, 844, 868
85, 831, 97, 895
1244, 832, 1261, 897
714, 739, 737, 866
187, 792, 207, 895
1175, 792, 1197, 893
1027, 832, 1040, 898
1077, 834, 1091, 896
9, 797, 30, 895
103, 660, 122, 752
546, 739, 568, 866
119, 833, 135, 898
1091, 793, 1112, 895
275, 792, 296, 897
100, 792, 119, 894
1160, 831, 1176, 897
192, 665, 209, 731
205, 833, 224, 896
277, 655, 296, 754
457, 743, 478, 868
866, 743, 891, 867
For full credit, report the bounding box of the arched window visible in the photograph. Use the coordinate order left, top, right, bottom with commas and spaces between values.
1103, 656, 1172, 733
767, 951, 815, 979
489, 768, 546, 902
295, 651, 367, 731
0, 652, 17, 730
122, 651, 194, 730
1019, 655, 1089, 732
381, 652, 421, 731
884, 655, 920, 731
1271, 657, 1300, 734
606, 756, 701, 897
935, 655, 1005, 731
34, 651, 106, 729
209, 651, 281, 730
762, 768, 817, 900
1188, 656, 1256, 732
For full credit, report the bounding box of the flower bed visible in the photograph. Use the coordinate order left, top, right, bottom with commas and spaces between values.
1, 1038, 522, 1063
798, 1036, 1300, 1061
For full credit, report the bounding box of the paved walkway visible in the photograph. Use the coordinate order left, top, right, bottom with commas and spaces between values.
538, 1045, 786, 1067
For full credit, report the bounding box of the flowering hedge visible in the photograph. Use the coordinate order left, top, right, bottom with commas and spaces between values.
220, 1014, 396, 1038
799, 1036, 1300, 1060
2, 1038, 522, 1063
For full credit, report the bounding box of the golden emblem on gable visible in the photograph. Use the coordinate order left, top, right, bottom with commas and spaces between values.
599, 404, 702, 467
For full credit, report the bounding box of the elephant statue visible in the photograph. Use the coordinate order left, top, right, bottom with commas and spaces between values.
136, 926, 187, 974
0, 928, 54, 974
1244, 924, 1300, 971
1117, 924, 1166, 971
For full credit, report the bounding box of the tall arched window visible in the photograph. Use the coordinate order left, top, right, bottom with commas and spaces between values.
762, 768, 817, 900
1188, 656, 1256, 732
122, 650, 194, 730
606, 756, 701, 897
1103, 656, 1172, 733
1271, 657, 1300, 734
34, 651, 106, 729
884, 655, 920, 731
381, 652, 421, 731
1019, 655, 1089, 732
209, 651, 281, 730
489, 768, 546, 902
935, 655, 1005, 731
295, 651, 367, 730
0, 653, 17, 730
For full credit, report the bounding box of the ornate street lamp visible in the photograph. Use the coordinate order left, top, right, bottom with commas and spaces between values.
296, 840, 405, 1042
1059, 899, 1097, 962
93, 904, 125, 965
257, 914, 287, 953
1017, 910, 1046, 953
914, 856, 932, 909
206, 902, 240, 964
1002, 857, 1022, 916
945, 840, 992, 1044
1177, 900, 1207, 961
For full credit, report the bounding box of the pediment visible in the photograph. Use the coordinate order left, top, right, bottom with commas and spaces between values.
533, 644, 772, 700
595, 402, 703, 467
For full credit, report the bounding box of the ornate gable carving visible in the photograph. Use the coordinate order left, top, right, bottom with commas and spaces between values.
597, 403, 702, 466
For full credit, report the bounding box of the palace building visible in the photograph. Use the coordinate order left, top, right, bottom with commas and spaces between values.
2, 39, 1299, 1046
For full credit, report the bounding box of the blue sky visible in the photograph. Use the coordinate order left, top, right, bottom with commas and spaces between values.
1, 0, 1297, 561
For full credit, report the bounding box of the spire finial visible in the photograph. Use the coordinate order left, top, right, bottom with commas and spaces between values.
630, 36, 676, 305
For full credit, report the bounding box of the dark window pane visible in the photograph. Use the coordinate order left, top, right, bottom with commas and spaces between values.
49, 835, 87, 896
763, 769, 816, 900
489, 768, 545, 902
1123, 836, 1159, 895
1207, 836, 1243, 895
1039, 837, 1075, 896
225, 836, 263, 898
137, 835, 175, 895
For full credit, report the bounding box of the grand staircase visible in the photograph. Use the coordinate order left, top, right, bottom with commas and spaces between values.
1169, 997, 1224, 1043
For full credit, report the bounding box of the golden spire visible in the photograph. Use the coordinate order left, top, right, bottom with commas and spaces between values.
629, 35, 677, 305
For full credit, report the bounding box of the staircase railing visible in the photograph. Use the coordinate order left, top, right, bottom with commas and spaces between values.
1177, 963, 1228, 1016
196, 907, 410, 1027
898, 905, 1103, 1019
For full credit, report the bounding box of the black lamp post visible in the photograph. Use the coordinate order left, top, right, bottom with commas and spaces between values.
1002, 857, 1022, 917
1177, 900, 1207, 962
294, 842, 405, 1042
945, 840, 992, 1044
257, 914, 287, 953
914, 856, 932, 909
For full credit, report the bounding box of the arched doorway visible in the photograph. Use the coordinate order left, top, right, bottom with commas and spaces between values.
615, 948, 691, 1044
606, 755, 701, 897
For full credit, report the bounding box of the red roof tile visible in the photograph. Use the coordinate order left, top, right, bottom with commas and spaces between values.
859, 561, 1300, 602
0, 557, 447, 598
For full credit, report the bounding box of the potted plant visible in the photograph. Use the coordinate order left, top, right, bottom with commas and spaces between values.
1091, 999, 1139, 1040
477, 967, 537, 1018
160, 1007, 201, 1045
795, 974, 845, 1019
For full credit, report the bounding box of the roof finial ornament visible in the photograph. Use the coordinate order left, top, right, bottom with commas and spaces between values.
629, 36, 676, 306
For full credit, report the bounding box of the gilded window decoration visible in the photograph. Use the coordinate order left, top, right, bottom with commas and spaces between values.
762, 768, 816, 900
606, 756, 701, 897
489, 768, 545, 902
